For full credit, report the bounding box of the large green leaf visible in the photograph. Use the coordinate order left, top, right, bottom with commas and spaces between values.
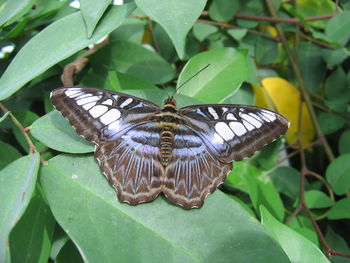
0, 0, 36, 27
177, 48, 249, 103
0, 154, 40, 263
135, 0, 206, 58
0, 3, 135, 100
261, 206, 330, 263
41, 154, 290, 263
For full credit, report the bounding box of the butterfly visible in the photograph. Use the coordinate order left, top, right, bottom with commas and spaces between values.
51, 87, 289, 209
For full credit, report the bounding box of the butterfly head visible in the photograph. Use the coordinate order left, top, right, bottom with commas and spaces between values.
164, 96, 177, 107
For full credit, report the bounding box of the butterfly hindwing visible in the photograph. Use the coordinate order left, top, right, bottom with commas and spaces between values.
163, 124, 232, 209
95, 122, 164, 205
50, 87, 161, 143
179, 104, 289, 163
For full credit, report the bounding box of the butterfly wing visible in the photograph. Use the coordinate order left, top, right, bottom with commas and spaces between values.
51, 87, 164, 205
50, 87, 161, 143
179, 104, 289, 163
96, 123, 164, 205
163, 124, 232, 209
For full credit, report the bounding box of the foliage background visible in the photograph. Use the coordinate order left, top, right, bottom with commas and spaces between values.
0, 0, 349, 262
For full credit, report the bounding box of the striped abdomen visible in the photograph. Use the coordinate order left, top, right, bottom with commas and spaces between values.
160, 129, 174, 167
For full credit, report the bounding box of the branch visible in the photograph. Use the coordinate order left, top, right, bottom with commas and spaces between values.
61, 36, 110, 86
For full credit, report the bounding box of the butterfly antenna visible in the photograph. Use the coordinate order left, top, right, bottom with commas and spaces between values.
171, 64, 210, 97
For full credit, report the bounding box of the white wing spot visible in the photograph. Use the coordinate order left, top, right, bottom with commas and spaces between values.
222, 107, 228, 114
229, 122, 247, 136
89, 105, 108, 118
213, 133, 224, 144
226, 113, 237, 120
65, 88, 82, 98
113, 95, 119, 100
120, 98, 133, 108
242, 120, 255, 131
76, 96, 99, 105
215, 122, 235, 141
100, 109, 121, 125
261, 110, 277, 122
102, 99, 113, 106
240, 113, 262, 128
208, 107, 219, 119
82, 101, 96, 110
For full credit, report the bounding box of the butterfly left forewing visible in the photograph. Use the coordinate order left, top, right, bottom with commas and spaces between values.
179, 104, 289, 163
50, 87, 161, 143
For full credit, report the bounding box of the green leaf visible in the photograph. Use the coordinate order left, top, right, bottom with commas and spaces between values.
79, 0, 112, 37
110, 17, 147, 43
318, 113, 346, 135
0, 141, 22, 170
297, 42, 326, 92
89, 40, 174, 84
339, 130, 350, 155
325, 10, 350, 45
327, 198, 350, 220
324, 67, 350, 101
268, 166, 300, 200
193, 22, 218, 42
0, 0, 36, 27
177, 48, 248, 103
0, 154, 40, 263
221, 84, 254, 105
12, 111, 46, 153
30, 111, 94, 154
322, 48, 350, 67
227, 28, 248, 42
0, 3, 135, 100
135, 0, 206, 58
255, 37, 278, 65
226, 162, 285, 222
325, 227, 350, 263
41, 154, 290, 263
261, 206, 330, 263
55, 240, 84, 263
80, 71, 157, 91
208, 0, 239, 22
9, 188, 55, 263
326, 154, 350, 195
304, 190, 334, 209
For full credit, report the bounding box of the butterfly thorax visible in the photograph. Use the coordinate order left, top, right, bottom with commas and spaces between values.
156, 97, 181, 167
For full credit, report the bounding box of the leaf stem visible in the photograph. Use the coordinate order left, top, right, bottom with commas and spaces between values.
0, 103, 37, 155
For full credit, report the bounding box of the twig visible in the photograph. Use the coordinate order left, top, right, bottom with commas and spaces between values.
197, 19, 278, 41
61, 36, 110, 86
0, 103, 37, 155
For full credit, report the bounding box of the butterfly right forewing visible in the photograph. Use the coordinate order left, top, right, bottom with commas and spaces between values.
179, 104, 289, 163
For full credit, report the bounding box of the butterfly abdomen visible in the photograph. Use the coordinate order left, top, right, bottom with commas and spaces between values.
159, 129, 174, 166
